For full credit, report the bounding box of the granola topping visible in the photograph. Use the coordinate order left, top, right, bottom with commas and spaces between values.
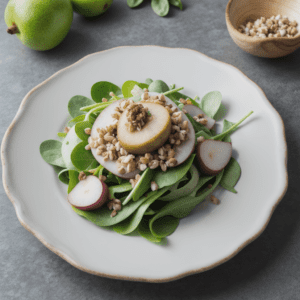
88, 92, 190, 174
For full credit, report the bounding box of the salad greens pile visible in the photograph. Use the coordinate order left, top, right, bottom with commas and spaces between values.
127, 0, 183, 17
40, 78, 253, 243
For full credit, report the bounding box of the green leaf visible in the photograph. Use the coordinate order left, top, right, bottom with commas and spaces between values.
68, 170, 80, 194
153, 154, 195, 189
148, 80, 169, 93
72, 191, 158, 227
57, 132, 67, 139
91, 81, 122, 103
122, 81, 139, 98
90, 165, 102, 177
149, 215, 180, 238
133, 168, 155, 201
127, 0, 144, 8
163, 87, 184, 99
166, 90, 188, 105
123, 168, 155, 205
67, 115, 85, 127
113, 187, 169, 235
58, 169, 69, 185
121, 81, 148, 98
222, 119, 236, 133
195, 130, 213, 141
68, 95, 94, 119
105, 172, 123, 185
138, 217, 162, 243
159, 165, 199, 201
109, 183, 133, 199
144, 208, 156, 215
71, 142, 97, 171
145, 78, 153, 85
213, 103, 227, 121
169, 0, 183, 10
151, 0, 170, 16
40, 140, 66, 168
220, 119, 236, 143
212, 111, 253, 141
223, 135, 231, 143
200, 91, 222, 119
220, 157, 241, 193
74, 121, 93, 141
149, 171, 224, 238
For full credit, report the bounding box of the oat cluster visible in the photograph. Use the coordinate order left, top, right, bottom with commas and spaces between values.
193, 113, 208, 125
179, 98, 209, 126
239, 15, 298, 38
125, 103, 151, 132
86, 90, 191, 175
141, 92, 189, 147
107, 198, 122, 217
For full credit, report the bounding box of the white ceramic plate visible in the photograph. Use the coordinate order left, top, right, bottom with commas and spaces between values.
1, 46, 288, 282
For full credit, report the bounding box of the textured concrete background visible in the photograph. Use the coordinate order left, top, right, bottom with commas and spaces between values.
1, 0, 300, 299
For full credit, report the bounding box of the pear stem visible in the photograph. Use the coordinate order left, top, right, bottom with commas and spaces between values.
7, 23, 19, 35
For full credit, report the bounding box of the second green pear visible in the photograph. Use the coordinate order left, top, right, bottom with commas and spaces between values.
71, 0, 113, 17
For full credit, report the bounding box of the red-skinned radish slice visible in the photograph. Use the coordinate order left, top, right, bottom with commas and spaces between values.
183, 104, 215, 130
68, 176, 108, 211
196, 140, 232, 175
90, 93, 195, 179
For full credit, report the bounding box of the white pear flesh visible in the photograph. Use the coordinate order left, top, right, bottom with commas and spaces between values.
89, 100, 140, 180
183, 104, 215, 130
146, 92, 195, 166
89, 92, 195, 179
68, 175, 108, 211
117, 102, 171, 154
196, 140, 232, 175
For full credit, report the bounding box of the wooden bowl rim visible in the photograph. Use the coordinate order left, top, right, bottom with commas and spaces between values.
225, 0, 300, 45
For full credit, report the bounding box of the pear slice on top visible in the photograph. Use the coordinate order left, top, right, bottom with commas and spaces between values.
117, 102, 171, 155
183, 104, 215, 130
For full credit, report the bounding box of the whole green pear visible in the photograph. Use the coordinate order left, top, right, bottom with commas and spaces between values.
71, 0, 113, 17
5, 0, 73, 51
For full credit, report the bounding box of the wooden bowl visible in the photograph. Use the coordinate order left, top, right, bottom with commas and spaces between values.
225, 0, 300, 58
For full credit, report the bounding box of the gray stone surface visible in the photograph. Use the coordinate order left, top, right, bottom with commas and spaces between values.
1, 0, 299, 299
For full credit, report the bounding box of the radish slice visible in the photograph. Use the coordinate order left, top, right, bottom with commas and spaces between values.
183, 104, 215, 130
68, 175, 108, 211
196, 140, 232, 175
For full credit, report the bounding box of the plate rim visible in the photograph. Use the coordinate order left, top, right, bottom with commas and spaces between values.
1, 45, 288, 283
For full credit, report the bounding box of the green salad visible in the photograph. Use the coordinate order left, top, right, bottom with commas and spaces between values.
40, 78, 253, 243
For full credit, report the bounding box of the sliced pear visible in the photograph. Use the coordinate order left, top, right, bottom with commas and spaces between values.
89, 92, 196, 179
183, 104, 215, 130
196, 139, 232, 175
90, 100, 140, 179
117, 102, 171, 155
